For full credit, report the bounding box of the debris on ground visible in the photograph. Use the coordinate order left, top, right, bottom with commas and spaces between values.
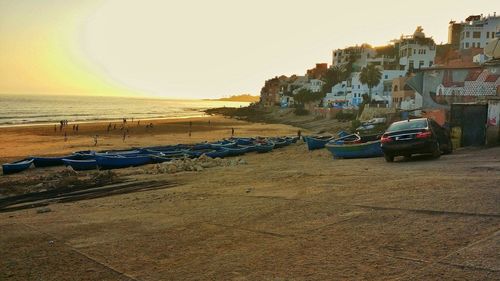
36, 207, 52, 214
144, 155, 248, 175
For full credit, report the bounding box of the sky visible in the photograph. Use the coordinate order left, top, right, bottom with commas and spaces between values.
0, 0, 497, 99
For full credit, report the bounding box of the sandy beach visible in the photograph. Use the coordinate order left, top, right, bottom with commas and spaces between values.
0, 115, 302, 163
0, 116, 499, 280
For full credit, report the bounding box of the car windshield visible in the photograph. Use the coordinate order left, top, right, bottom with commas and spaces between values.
387, 119, 428, 132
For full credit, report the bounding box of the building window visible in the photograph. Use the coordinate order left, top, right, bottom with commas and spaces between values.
465, 42, 469, 48
394, 85, 398, 92
477, 42, 480, 48
413, 49, 416, 55
429, 61, 433, 67
384, 75, 388, 79
419, 60, 424, 68
409, 60, 414, 70
466, 31, 470, 38
487, 32, 490, 39
472, 42, 476, 48
473, 31, 481, 38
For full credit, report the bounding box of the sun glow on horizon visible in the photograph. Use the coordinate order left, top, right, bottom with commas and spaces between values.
0, 0, 497, 99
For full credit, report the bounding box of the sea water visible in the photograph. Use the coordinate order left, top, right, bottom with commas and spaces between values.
0, 94, 250, 126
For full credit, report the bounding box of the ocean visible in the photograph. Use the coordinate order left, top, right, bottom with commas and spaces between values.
0, 94, 251, 127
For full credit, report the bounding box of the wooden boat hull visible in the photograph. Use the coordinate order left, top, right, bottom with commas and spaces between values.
62, 159, 98, 171
326, 140, 383, 159
2, 158, 33, 175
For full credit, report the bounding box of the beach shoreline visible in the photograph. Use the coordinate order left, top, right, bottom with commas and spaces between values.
0, 115, 303, 163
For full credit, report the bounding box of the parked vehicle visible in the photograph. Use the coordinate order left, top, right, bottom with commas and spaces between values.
380, 118, 452, 162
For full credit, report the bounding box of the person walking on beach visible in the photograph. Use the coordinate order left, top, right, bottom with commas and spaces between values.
76, 124, 79, 132
93, 135, 98, 146
231, 127, 235, 136
64, 131, 68, 142
297, 129, 301, 139
189, 130, 191, 137
122, 131, 127, 142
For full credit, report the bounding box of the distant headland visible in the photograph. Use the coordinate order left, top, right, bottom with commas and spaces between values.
205, 94, 260, 102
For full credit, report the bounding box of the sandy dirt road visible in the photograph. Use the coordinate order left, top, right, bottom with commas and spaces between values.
0, 143, 499, 280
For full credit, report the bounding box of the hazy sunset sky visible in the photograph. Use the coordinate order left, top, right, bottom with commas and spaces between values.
0, 0, 497, 99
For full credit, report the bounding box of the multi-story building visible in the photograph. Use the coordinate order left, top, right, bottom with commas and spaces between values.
332, 44, 376, 71
394, 26, 436, 73
450, 13, 500, 50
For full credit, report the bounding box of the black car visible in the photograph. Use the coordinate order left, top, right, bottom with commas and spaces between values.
380, 118, 452, 162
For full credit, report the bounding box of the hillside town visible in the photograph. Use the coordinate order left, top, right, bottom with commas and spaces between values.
260, 13, 500, 147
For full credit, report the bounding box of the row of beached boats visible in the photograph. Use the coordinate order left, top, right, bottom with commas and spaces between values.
2, 136, 298, 175
303, 132, 384, 159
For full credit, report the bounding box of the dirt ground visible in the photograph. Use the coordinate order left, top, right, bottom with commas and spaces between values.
1, 140, 499, 280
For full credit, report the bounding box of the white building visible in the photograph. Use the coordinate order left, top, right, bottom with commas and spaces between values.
324, 70, 405, 108
458, 14, 500, 50
394, 27, 436, 73
304, 79, 325, 93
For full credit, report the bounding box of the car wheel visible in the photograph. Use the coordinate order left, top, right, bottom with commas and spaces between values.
384, 153, 394, 162
443, 139, 453, 155
432, 143, 441, 159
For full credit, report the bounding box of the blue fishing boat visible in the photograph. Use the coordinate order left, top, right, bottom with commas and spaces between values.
96, 149, 143, 156
237, 144, 256, 153
189, 143, 212, 150
95, 154, 152, 169
325, 134, 383, 159
224, 146, 247, 156
232, 137, 255, 145
62, 158, 98, 171
2, 158, 34, 175
140, 144, 188, 152
210, 140, 237, 148
33, 154, 80, 167
304, 135, 334, 150
205, 147, 230, 158
143, 148, 185, 156
254, 142, 274, 153
272, 138, 288, 148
